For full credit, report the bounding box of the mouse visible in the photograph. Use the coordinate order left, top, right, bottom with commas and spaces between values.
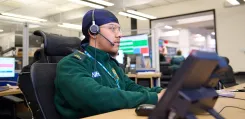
135, 104, 155, 116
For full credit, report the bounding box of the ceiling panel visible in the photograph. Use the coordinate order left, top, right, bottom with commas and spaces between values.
43, 0, 69, 5
167, 0, 191, 3
40, 3, 85, 18
27, 1, 56, 10
0, 0, 6, 2
1, 0, 26, 8
126, 0, 193, 10
12, 0, 40, 5
128, 4, 152, 10
0, 4, 16, 12
148, 0, 170, 6
57, 3, 83, 12
9, 1, 56, 17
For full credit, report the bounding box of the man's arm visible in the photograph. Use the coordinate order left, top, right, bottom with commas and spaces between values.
55, 57, 158, 113
124, 73, 163, 93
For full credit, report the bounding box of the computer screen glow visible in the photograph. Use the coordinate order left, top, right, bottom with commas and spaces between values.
0, 57, 15, 78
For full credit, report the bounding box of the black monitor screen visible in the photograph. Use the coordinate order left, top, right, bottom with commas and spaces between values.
150, 51, 219, 119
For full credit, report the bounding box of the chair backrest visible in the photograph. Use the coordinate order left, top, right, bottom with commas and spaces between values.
18, 48, 48, 119
160, 62, 172, 75
31, 63, 60, 119
18, 71, 43, 119
33, 30, 81, 63
18, 31, 80, 119
219, 57, 236, 87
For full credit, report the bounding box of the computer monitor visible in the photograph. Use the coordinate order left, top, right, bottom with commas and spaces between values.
126, 54, 145, 68
149, 50, 225, 119
166, 46, 177, 57
120, 34, 149, 56
0, 57, 15, 78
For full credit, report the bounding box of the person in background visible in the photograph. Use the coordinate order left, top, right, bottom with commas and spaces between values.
170, 50, 185, 74
159, 46, 168, 63
54, 9, 165, 119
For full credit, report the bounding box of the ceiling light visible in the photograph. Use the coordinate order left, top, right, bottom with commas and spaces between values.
0, 29, 3, 32
29, 24, 40, 28
0, 15, 41, 24
211, 32, 215, 35
88, 0, 114, 6
194, 36, 205, 42
194, 34, 202, 37
68, 0, 104, 9
58, 23, 81, 30
1, 13, 47, 22
177, 15, 213, 24
126, 10, 157, 19
226, 0, 240, 5
164, 25, 173, 29
162, 30, 179, 37
118, 12, 148, 20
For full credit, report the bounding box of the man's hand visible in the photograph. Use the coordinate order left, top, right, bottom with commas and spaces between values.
157, 89, 166, 101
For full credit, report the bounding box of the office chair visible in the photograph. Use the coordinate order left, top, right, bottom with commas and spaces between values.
33, 30, 81, 63
31, 63, 60, 119
160, 62, 173, 87
219, 57, 237, 87
18, 31, 81, 119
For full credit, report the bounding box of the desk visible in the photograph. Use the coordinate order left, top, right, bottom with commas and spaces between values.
0, 88, 22, 97
84, 83, 245, 119
127, 73, 161, 88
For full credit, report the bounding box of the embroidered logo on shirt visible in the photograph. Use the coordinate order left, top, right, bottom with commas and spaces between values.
92, 71, 101, 78
73, 54, 81, 60
112, 68, 119, 80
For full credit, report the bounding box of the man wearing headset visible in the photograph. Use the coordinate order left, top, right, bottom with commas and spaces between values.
54, 9, 165, 119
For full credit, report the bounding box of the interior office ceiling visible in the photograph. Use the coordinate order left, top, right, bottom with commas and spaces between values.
0, 0, 85, 17
0, 0, 195, 32
152, 11, 214, 31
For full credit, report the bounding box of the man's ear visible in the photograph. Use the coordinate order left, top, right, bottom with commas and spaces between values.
88, 30, 97, 39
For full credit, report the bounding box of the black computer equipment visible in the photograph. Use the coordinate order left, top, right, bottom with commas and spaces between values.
136, 104, 155, 116
137, 50, 227, 119
149, 50, 227, 119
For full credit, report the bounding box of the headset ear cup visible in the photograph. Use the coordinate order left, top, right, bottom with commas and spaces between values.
89, 24, 99, 35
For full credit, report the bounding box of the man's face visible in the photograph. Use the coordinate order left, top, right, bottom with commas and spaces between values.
96, 23, 122, 54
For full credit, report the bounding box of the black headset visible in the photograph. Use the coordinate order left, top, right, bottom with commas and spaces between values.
88, 9, 115, 46
89, 9, 99, 35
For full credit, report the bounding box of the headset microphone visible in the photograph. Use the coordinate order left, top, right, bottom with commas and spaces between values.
98, 32, 115, 46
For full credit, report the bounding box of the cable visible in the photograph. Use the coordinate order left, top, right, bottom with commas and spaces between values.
231, 97, 245, 101
194, 96, 245, 117
94, 37, 97, 74
207, 108, 224, 119
218, 106, 245, 114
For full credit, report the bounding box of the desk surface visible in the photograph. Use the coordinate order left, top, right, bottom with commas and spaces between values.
0, 88, 22, 96
127, 73, 161, 78
84, 83, 245, 119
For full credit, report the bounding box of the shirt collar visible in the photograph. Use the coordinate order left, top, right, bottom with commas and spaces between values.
85, 45, 111, 63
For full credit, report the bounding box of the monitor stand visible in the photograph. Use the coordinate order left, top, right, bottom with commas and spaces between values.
167, 87, 224, 119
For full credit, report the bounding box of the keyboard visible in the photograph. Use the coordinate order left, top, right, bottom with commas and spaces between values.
0, 86, 9, 92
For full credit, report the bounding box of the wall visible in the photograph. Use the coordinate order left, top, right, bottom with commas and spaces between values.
40, 27, 80, 37
116, 15, 131, 36
0, 32, 15, 56
127, 0, 245, 72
